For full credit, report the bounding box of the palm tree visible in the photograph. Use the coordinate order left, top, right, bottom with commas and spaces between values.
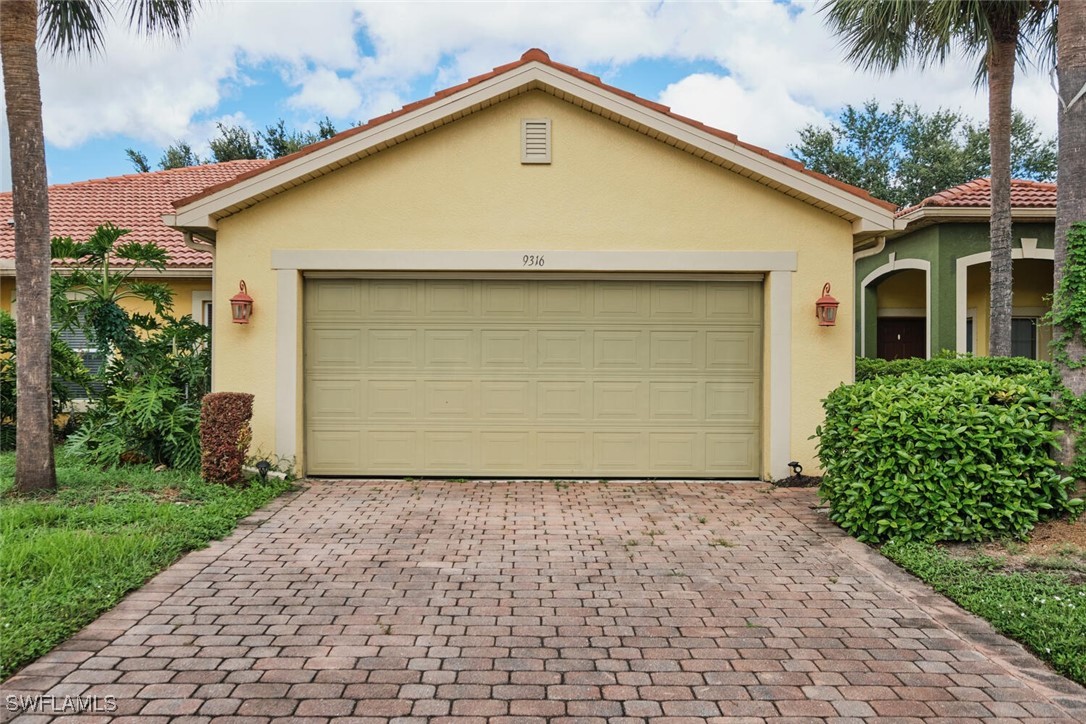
0, 0, 196, 493
1054, 0, 1086, 468
821, 0, 1056, 357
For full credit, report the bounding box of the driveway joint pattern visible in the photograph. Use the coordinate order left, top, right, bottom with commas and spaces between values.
3, 480, 1085, 723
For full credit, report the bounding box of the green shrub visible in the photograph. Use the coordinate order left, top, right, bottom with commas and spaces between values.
817, 371, 1081, 543
67, 316, 209, 469
0, 310, 92, 449
855, 353, 1055, 382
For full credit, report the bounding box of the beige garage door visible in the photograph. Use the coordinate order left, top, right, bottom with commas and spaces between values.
304, 278, 762, 477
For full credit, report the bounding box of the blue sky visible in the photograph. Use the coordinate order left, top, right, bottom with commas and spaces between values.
2, 1, 1058, 192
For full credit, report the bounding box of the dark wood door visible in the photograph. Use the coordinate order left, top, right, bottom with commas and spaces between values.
877, 318, 926, 360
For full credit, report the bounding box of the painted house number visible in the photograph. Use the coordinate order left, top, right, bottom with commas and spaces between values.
522, 254, 545, 267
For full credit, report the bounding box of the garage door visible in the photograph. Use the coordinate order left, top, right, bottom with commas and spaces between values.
304, 278, 762, 477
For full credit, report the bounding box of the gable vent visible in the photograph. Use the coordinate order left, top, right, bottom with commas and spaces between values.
521, 118, 551, 164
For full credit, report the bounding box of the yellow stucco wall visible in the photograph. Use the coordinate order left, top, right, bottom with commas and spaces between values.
0, 276, 210, 320
966, 259, 1052, 358
211, 90, 857, 476
876, 269, 926, 314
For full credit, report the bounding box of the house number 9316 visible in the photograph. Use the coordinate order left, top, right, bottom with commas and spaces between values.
522, 254, 545, 267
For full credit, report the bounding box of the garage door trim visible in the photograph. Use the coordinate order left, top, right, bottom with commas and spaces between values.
273, 250, 794, 479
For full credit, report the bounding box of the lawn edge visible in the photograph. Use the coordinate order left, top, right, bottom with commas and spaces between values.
827, 532, 1086, 718
0, 482, 307, 696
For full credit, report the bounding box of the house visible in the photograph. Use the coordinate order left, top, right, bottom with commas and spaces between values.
0, 160, 272, 332
854, 178, 1056, 361
165, 49, 899, 480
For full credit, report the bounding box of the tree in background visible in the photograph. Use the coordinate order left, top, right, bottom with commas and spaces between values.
792, 101, 1056, 209
125, 116, 340, 172
822, 0, 1056, 357
1, 0, 197, 493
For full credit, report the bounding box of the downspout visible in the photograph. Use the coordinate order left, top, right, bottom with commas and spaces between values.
183, 231, 215, 253
852, 235, 886, 261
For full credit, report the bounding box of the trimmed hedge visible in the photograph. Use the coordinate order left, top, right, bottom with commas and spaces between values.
855, 354, 1055, 382
817, 369, 1081, 543
200, 393, 253, 483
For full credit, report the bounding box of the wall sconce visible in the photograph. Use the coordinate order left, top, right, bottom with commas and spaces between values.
815, 282, 839, 326
230, 280, 254, 324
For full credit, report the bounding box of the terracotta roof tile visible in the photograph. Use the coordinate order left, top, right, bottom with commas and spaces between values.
0, 160, 271, 268
175, 49, 897, 214
898, 177, 1057, 217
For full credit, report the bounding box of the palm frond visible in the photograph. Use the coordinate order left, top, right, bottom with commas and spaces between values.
38, 0, 110, 57
123, 0, 197, 41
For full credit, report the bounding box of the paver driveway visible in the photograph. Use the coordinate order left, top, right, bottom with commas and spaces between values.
4, 480, 1086, 723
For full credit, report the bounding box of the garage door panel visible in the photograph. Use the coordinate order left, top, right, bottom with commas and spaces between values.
366, 329, 417, 368
479, 381, 532, 419
594, 432, 647, 472
705, 432, 759, 474
366, 380, 418, 419
309, 380, 362, 421
593, 381, 645, 420
305, 279, 762, 477
423, 381, 474, 418
537, 330, 589, 368
706, 330, 761, 371
594, 330, 644, 369
706, 382, 760, 423
649, 331, 701, 369
707, 284, 763, 321
538, 381, 589, 419
424, 431, 474, 470
369, 280, 418, 316
367, 430, 419, 470
424, 280, 475, 316
481, 330, 533, 368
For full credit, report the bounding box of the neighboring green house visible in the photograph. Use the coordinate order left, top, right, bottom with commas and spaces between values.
855, 178, 1055, 360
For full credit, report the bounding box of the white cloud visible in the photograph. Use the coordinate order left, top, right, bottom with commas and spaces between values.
660, 73, 832, 153
7, 0, 1061, 168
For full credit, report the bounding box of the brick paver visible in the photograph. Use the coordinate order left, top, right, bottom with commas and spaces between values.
3, 480, 1085, 722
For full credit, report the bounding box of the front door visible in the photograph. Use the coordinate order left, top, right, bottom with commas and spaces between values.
877, 318, 925, 360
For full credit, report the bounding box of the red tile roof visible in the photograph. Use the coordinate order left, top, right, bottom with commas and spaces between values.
898, 177, 1057, 217
0, 160, 271, 268
175, 49, 897, 214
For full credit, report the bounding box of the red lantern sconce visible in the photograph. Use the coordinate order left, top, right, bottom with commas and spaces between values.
815, 282, 839, 327
230, 280, 254, 324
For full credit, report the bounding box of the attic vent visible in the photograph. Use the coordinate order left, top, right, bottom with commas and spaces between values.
522, 119, 551, 164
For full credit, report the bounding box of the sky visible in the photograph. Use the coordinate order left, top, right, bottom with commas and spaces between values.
0, 0, 1061, 192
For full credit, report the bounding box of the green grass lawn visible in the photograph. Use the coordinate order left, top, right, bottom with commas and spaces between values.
0, 448, 292, 680
883, 539, 1086, 686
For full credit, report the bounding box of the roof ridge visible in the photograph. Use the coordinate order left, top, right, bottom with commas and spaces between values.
172, 48, 898, 214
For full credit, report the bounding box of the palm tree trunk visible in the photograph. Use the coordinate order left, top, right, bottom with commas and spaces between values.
987, 22, 1016, 358
1054, 0, 1086, 469
1, 0, 57, 492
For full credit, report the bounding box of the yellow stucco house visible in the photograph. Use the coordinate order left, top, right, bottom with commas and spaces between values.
165, 49, 899, 480
0, 160, 270, 336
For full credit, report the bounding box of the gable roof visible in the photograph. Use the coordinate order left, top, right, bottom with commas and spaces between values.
1, 160, 271, 271
896, 177, 1057, 227
167, 49, 898, 240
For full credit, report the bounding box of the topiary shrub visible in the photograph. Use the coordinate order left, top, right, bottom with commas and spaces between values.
200, 392, 254, 483
817, 370, 1082, 543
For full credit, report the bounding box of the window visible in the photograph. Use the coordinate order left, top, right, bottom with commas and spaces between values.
56, 326, 102, 399
1011, 318, 1038, 359
965, 318, 974, 354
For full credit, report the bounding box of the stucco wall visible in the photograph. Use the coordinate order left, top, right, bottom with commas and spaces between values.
211, 90, 857, 476
857, 221, 1055, 357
